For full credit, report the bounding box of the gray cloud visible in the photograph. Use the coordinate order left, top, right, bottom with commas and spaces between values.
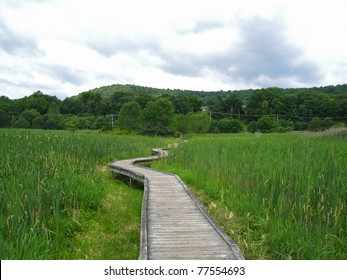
0, 62, 86, 99
0, 76, 18, 88
1, 0, 339, 100
225, 18, 323, 85
0, 20, 41, 56
157, 51, 203, 77
87, 35, 159, 58
157, 17, 323, 87
155, 43, 224, 78
41, 64, 87, 86
80, 17, 324, 89
88, 39, 129, 58
0, 75, 61, 99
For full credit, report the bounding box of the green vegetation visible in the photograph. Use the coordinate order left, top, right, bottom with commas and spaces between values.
142, 98, 175, 136
0, 129, 172, 259
1, 82, 346, 259
153, 132, 347, 259
65, 179, 143, 260
1, 84, 346, 136
1, 127, 346, 260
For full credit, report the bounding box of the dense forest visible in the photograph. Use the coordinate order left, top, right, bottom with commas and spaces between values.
0, 84, 346, 135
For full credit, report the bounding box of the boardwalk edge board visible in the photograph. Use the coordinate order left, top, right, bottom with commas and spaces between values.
108, 148, 244, 260
174, 175, 244, 260
139, 176, 149, 260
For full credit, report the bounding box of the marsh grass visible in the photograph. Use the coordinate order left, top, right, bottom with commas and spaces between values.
0, 129, 172, 259
153, 133, 346, 259
308, 126, 347, 139
63, 177, 143, 260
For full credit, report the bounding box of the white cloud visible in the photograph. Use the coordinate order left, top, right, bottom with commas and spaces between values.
0, 0, 347, 99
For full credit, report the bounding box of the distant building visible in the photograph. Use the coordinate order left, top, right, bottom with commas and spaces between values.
200, 106, 209, 112
242, 105, 247, 114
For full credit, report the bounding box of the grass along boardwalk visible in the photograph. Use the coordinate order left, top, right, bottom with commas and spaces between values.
108, 149, 244, 260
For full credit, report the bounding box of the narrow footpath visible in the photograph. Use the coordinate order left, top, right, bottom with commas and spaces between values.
108, 149, 244, 260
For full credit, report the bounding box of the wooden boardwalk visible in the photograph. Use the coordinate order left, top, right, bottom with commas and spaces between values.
108, 149, 244, 260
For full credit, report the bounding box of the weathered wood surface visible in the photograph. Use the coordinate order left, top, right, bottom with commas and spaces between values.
108, 149, 244, 260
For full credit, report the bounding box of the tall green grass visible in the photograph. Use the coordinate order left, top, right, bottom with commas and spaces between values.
154, 133, 346, 259
0, 129, 172, 259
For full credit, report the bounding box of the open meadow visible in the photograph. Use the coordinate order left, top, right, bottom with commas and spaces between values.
0, 129, 172, 259
153, 131, 347, 259
1, 128, 346, 260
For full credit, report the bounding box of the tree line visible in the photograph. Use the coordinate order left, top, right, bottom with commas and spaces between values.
0, 84, 346, 135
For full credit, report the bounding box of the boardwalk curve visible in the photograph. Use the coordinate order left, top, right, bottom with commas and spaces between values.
108, 148, 244, 260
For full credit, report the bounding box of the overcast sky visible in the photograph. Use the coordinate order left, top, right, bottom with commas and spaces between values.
1, 0, 347, 99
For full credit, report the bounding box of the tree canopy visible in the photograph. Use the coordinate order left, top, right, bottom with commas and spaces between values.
0, 84, 346, 134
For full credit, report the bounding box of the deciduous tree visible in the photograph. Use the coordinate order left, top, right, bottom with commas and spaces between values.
118, 101, 143, 132
142, 98, 175, 136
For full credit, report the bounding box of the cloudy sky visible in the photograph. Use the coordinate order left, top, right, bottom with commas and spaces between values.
1, 0, 347, 99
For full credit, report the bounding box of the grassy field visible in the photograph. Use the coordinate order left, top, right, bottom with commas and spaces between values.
2, 128, 345, 260
153, 131, 347, 259
0, 129, 172, 259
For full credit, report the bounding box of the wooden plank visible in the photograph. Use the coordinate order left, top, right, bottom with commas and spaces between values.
108, 148, 244, 260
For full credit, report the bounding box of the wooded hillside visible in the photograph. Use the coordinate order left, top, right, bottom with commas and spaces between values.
1, 84, 346, 135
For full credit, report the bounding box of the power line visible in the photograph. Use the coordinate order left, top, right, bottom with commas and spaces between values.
207, 110, 347, 120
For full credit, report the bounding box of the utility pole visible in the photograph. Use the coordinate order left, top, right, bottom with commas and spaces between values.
110, 114, 115, 128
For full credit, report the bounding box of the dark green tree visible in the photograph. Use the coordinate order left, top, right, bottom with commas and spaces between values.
222, 94, 244, 115
308, 117, 336, 131
17, 91, 60, 115
78, 114, 97, 130
173, 96, 193, 114
0, 109, 10, 127
61, 97, 83, 115
65, 116, 80, 132
188, 96, 203, 112
142, 98, 175, 136
187, 112, 210, 133
47, 102, 60, 115
19, 109, 40, 127
45, 114, 65, 130
214, 118, 244, 133
79, 91, 102, 115
13, 117, 30, 128
108, 91, 135, 113
206, 96, 224, 119
247, 88, 281, 115
93, 116, 109, 130
247, 121, 258, 133
135, 93, 153, 109
334, 94, 347, 119
118, 101, 143, 132
173, 114, 190, 135
31, 115, 46, 129
0, 96, 12, 126
256, 116, 279, 133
